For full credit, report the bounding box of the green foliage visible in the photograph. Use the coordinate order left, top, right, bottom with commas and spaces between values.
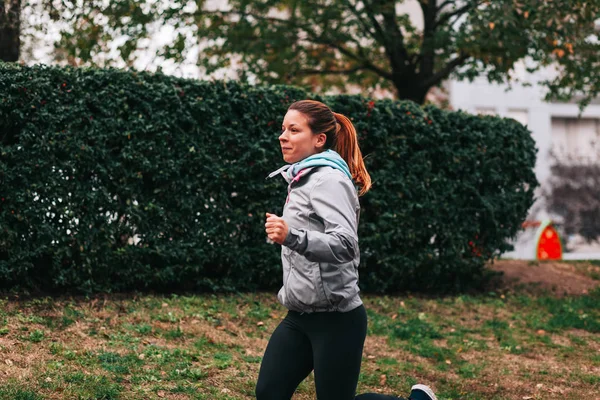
26, 329, 45, 343
0, 63, 538, 294
98, 351, 143, 375
537, 290, 600, 333
22, 0, 600, 107
0, 387, 43, 400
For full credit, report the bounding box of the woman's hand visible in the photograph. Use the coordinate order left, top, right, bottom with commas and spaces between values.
265, 213, 289, 245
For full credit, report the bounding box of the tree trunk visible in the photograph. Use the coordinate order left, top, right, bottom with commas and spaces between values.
393, 77, 428, 104
0, 0, 21, 62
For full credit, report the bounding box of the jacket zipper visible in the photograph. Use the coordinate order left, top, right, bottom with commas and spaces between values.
283, 178, 294, 309
281, 168, 311, 314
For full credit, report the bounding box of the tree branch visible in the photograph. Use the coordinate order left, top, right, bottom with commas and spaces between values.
422, 52, 469, 87
380, 2, 410, 71
198, 10, 290, 27
341, 0, 381, 45
360, 0, 412, 74
202, 8, 392, 80
420, 0, 438, 79
360, 1, 388, 45
311, 36, 392, 79
435, 1, 482, 29
436, 0, 457, 12
297, 66, 362, 75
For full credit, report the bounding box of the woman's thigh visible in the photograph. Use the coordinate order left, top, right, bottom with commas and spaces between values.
310, 305, 368, 400
256, 315, 314, 400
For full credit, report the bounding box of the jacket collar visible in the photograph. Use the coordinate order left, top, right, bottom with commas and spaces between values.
267, 165, 316, 184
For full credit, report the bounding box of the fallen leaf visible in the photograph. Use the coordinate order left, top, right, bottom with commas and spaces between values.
445, 359, 452, 365
379, 374, 387, 386
5, 359, 13, 366
162, 303, 168, 308
157, 390, 166, 398
391, 314, 398, 320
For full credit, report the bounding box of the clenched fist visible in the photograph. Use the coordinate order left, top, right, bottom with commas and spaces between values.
265, 213, 289, 245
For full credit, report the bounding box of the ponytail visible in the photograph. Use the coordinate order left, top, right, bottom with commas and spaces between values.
333, 113, 372, 196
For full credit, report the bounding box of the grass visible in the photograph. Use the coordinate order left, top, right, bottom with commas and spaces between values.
0, 286, 598, 399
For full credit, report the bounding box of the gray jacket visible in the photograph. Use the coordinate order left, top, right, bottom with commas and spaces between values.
267, 165, 363, 313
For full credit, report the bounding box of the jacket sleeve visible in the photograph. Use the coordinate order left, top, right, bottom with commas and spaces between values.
282, 173, 359, 264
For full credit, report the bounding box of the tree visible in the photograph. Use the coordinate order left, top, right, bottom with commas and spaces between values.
0, 0, 21, 62
12, 1, 600, 106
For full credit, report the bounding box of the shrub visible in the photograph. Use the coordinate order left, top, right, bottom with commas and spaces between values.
0, 63, 538, 294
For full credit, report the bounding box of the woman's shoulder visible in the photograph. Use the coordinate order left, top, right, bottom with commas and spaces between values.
308, 166, 351, 184
307, 167, 358, 197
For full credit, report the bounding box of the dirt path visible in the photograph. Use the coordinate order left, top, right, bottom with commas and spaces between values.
489, 259, 600, 296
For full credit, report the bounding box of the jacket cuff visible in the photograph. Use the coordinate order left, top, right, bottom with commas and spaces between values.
283, 227, 300, 249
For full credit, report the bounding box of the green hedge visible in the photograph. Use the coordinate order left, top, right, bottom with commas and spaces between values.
0, 63, 538, 294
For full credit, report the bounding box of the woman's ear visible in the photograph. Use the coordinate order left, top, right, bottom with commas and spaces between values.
314, 133, 327, 149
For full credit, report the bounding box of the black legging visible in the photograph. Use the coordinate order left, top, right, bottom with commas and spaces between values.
255, 304, 405, 400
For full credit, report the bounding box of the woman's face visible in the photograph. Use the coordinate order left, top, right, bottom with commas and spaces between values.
279, 110, 326, 163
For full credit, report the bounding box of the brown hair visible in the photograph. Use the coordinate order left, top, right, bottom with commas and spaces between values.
288, 100, 372, 196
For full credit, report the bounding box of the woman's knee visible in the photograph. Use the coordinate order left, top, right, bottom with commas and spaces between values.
255, 375, 277, 400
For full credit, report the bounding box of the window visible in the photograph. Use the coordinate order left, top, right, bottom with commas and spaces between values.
551, 117, 600, 161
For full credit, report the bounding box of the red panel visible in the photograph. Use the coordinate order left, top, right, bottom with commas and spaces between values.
537, 226, 562, 260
